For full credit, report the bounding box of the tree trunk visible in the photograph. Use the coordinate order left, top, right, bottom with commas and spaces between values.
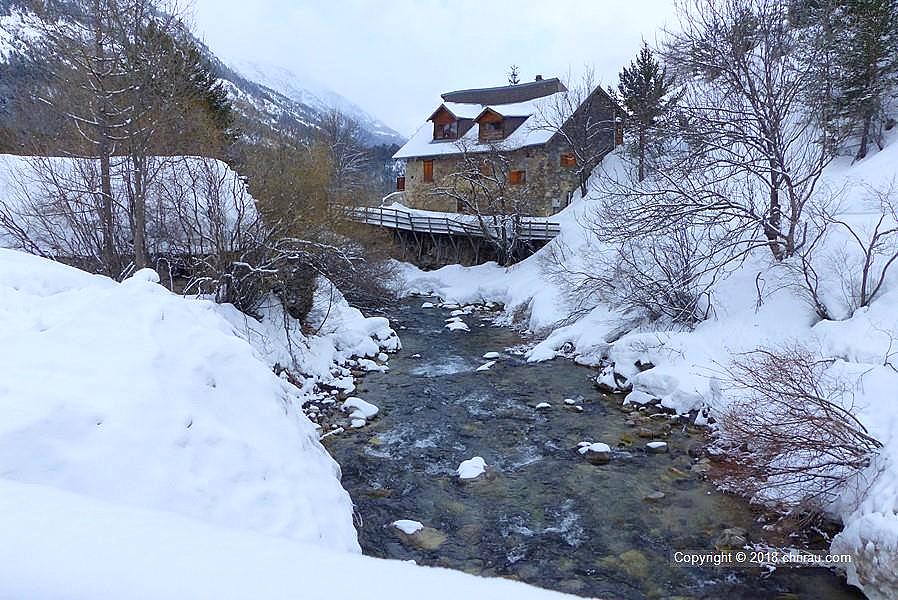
637, 128, 646, 182
766, 170, 784, 260
856, 111, 872, 161
131, 154, 148, 269
99, 150, 116, 275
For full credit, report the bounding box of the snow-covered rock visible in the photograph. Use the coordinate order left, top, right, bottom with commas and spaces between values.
457, 456, 487, 480
392, 519, 425, 535
535, 402, 552, 410
645, 442, 668, 454
445, 320, 470, 332
482, 351, 502, 359
476, 361, 497, 372
578, 442, 612, 464
623, 390, 658, 406
342, 397, 379, 420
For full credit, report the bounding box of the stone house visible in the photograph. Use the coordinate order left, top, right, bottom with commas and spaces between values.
392, 76, 623, 216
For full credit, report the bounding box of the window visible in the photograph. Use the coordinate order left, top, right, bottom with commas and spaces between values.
435, 121, 458, 140
479, 119, 505, 140
508, 170, 526, 185
423, 160, 434, 183
560, 153, 576, 167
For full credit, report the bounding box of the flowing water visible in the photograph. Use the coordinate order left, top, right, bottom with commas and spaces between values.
325, 299, 864, 600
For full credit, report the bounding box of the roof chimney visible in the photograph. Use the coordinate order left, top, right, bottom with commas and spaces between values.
535, 75, 543, 81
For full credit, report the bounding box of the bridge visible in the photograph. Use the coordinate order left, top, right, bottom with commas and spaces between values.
345, 199, 561, 266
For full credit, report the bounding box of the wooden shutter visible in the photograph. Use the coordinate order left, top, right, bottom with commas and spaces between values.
508, 170, 526, 185
423, 160, 434, 183
560, 153, 576, 167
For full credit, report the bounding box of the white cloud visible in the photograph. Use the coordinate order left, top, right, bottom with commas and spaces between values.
190, 0, 678, 136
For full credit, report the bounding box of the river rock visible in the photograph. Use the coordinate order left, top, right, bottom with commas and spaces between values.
392, 524, 448, 550
578, 442, 612, 464
482, 351, 502, 359
420, 302, 434, 309
691, 458, 712, 475
342, 397, 379, 422
644, 491, 666, 502
535, 402, 551, 410
392, 519, 424, 535
688, 443, 705, 458
646, 441, 668, 454
445, 320, 470, 332
715, 527, 748, 550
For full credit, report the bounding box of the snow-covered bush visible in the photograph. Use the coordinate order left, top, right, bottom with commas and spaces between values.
716, 342, 882, 510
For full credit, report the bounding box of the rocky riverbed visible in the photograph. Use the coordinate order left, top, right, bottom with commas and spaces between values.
323, 298, 864, 599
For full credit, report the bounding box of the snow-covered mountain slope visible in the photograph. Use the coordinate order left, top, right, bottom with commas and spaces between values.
0, 1, 403, 148
232, 59, 405, 147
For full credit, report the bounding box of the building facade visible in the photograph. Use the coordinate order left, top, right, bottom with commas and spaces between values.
393, 77, 623, 216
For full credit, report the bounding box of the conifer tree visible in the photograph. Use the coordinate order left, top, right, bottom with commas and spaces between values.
835, 0, 898, 160
507, 65, 520, 85
615, 43, 674, 181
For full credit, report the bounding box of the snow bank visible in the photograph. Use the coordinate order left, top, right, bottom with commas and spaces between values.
0, 250, 358, 551
0, 479, 578, 600
221, 276, 400, 396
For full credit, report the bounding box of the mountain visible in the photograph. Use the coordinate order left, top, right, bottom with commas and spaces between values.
0, 1, 404, 149
230, 60, 405, 147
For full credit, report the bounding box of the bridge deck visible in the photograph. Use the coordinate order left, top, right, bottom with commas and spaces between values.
346, 204, 561, 242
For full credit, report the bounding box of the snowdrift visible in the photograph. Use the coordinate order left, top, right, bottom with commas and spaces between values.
0, 249, 358, 551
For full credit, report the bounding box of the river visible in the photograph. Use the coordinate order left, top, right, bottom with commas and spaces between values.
324, 299, 863, 600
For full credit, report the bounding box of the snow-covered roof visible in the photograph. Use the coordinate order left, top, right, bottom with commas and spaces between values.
436, 102, 485, 120
393, 95, 560, 160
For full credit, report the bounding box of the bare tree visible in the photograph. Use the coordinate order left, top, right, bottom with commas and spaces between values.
790, 181, 898, 319
315, 110, 370, 201
533, 68, 618, 195
433, 139, 538, 266
660, 0, 840, 261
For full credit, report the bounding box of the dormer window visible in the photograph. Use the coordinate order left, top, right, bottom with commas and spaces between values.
481, 120, 504, 140
435, 120, 458, 140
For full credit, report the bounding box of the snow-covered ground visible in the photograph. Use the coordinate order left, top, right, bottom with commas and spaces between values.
398, 143, 898, 598
0, 247, 585, 599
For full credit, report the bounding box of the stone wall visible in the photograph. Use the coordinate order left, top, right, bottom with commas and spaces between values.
404, 140, 583, 217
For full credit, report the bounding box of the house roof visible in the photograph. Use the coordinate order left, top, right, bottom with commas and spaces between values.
393, 82, 567, 160
440, 77, 567, 104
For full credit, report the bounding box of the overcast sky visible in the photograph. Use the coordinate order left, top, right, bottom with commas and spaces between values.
190, 0, 678, 137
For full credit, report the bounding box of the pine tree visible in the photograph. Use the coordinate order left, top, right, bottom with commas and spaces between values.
507, 65, 520, 85
616, 43, 674, 181
835, 0, 898, 160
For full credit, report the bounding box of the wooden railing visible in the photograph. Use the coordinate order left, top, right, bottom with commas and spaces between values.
345, 205, 561, 242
